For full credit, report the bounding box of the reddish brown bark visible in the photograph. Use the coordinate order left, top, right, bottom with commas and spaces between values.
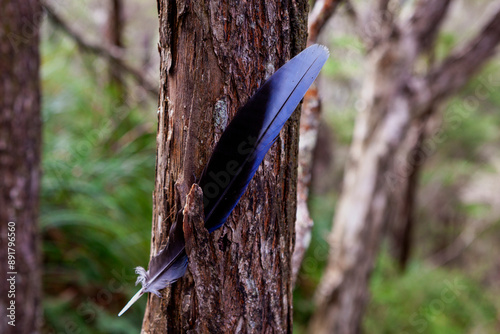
141, 1, 308, 332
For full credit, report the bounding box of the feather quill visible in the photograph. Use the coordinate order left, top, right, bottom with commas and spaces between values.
118, 44, 329, 316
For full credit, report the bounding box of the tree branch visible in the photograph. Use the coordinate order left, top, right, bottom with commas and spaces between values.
344, 0, 394, 50
43, 3, 158, 97
308, 0, 343, 44
424, 7, 500, 105
408, 0, 454, 52
427, 218, 492, 268
292, 88, 322, 286
375, 0, 394, 27
342, 0, 357, 22
342, 0, 372, 44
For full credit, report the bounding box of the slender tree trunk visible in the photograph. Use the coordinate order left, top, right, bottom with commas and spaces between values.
106, 0, 126, 101
310, 33, 418, 333
292, 0, 342, 285
0, 1, 42, 333
142, 1, 308, 332
388, 112, 432, 271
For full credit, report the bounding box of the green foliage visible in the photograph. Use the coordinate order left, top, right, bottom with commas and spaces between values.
365, 253, 498, 334
41, 30, 155, 333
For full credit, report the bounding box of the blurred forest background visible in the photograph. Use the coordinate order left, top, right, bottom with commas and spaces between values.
35, 0, 500, 333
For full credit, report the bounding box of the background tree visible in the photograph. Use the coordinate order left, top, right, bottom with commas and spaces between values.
141, 0, 308, 332
310, 1, 500, 333
0, 1, 42, 333
40, 2, 159, 331
293, 0, 342, 284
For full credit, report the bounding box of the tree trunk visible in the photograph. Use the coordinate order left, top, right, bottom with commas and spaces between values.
0, 1, 42, 333
292, 0, 342, 285
310, 32, 417, 333
106, 0, 126, 101
388, 112, 432, 271
142, 1, 308, 332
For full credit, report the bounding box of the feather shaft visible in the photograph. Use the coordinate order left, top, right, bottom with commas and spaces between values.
118, 289, 144, 316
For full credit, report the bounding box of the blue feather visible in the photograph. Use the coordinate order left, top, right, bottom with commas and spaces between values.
119, 44, 329, 316
200, 44, 329, 231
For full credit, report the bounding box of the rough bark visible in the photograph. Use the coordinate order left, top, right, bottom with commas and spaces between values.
141, 1, 308, 333
0, 1, 42, 333
310, 1, 500, 333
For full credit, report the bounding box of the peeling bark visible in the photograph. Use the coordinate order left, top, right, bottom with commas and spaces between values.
292, 88, 321, 285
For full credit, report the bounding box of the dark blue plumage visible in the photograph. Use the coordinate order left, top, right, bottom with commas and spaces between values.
119, 44, 329, 316
200, 44, 329, 232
